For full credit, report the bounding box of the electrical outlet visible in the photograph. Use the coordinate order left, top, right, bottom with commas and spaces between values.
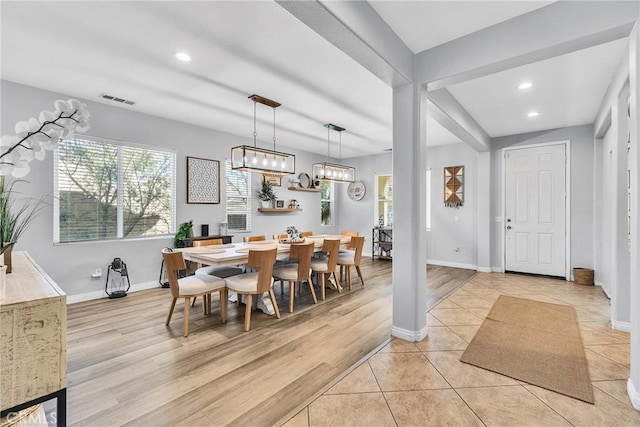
91, 268, 102, 278
454, 247, 460, 253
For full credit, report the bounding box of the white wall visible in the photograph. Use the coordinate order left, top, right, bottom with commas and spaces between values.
0, 80, 337, 298
490, 125, 595, 272
426, 143, 478, 268
337, 151, 391, 255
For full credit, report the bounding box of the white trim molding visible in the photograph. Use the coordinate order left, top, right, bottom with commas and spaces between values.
427, 259, 477, 271
477, 266, 492, 273
611, 321, 631, 333
492, 266, 505, 273
67, 280, 159, 304
391, 325, 427, 342
627, 379, 640, 410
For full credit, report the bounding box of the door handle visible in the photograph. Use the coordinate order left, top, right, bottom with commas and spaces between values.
506, 226, 512, 230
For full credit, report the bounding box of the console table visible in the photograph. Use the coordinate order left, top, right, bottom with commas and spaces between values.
183, 235, 233, 246
0, 252, 66, 426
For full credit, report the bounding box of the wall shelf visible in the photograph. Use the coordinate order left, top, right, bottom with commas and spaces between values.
288, 187, 320, 192
257, 208, 302, 213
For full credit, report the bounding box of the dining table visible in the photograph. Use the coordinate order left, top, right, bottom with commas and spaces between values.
177, 235, 351, 315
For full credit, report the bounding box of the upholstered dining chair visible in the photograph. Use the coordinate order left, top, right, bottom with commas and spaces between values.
243, 235, 266, 242
161, 248, 227, 337
272, 242, 316, 312
310, 239, 341, 300
337, 236, 365, 290
224, 248, 280, 331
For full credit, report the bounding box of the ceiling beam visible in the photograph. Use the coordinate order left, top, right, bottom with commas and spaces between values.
417, 1, 639, 89
427, 89, 490, 152
276, 0, 413, 87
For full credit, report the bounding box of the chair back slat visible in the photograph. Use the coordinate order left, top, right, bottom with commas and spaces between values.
162, 248, 185, 297
244, 235, 266, 242
247, 248, 277, 293
300, 231, 313, 237
341, 231, 359, 249
322, 239, 341, 271
193, 238, 223, 246
289, 242, 314, 281
350, 236, 365, 264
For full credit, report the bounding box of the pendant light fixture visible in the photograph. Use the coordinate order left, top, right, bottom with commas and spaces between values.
231, 94, 295, 176
312, 123, 356, 183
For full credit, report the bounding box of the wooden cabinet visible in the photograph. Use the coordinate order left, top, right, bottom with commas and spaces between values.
0, 252, 66, 425
372, 227, 392, 260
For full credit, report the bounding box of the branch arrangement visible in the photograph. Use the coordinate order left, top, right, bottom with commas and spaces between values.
0, 99, 91, 178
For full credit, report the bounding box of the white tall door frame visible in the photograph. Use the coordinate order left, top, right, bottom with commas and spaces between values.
502, 141, 571, 278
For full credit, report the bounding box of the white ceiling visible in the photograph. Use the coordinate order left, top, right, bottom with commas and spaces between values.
370, 1, 554, 53
0, 1, 630, 156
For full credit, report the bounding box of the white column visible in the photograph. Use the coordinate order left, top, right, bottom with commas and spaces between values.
476, 151, 491, 272
391, 82, 428, 342
628, 22, 640, 411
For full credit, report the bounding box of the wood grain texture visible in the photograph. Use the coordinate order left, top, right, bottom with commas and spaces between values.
0, 252, 66, 411
65, 260, 473, 426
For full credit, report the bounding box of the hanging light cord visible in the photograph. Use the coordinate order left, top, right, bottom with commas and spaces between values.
327, 125, 331, 162
273, 107, 277, 151
252, 100, 257, 147
339, 130, 342, 161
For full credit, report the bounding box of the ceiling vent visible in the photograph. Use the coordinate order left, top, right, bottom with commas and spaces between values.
99, 93, 136, 106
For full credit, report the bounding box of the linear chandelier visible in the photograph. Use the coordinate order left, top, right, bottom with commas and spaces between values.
312, 123, 356, 183
231, 94, 295, 176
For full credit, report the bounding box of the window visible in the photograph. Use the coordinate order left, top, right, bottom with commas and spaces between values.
54, 137, 175, 243
320, 181, 334, 226
225, 160, 251, 231
426, 169, 432, 230
375, 174, 393, 227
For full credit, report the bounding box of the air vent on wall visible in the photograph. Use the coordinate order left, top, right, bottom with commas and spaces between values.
99, 93, 136, 106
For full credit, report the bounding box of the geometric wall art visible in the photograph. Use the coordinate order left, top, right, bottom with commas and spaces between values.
187, 156, 220, 204
444, 165, 464, 207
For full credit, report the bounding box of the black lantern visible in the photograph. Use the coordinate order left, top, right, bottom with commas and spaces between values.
105, 257, 131, 298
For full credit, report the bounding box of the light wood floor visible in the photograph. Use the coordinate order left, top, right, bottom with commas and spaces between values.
65, 259, 474, 426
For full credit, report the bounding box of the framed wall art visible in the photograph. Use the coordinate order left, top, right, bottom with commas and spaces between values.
444, 165, 464, 207
263, 174, 282, 186
187, 156, 220, 204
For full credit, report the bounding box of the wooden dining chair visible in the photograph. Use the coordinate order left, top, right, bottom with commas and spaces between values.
224, 248, 280, 331
243, 235, 266, 242
339, 230, 359, 254
310, 239, 341, 300
337, 236, 365, 290
272, 242, 316, 312
162, 248, 227, 337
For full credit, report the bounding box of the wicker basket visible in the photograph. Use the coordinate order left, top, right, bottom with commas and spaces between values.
573, 268, 594, 286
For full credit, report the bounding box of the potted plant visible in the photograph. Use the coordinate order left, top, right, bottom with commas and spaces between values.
174, 220, 193, 248
257, 179, 277, 208
0, 177, 47, 272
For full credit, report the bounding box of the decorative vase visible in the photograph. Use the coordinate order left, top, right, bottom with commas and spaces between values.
261, 200, 271, 208
186, 226, 193, 238
3, 243, 13, 274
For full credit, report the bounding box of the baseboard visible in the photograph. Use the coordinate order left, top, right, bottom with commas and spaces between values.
427, 259, 477, 271
362, 251, 373, 258
492, 266, 504, 273
598, 282, 611, 298
627, 379, 640, 410
611, 320, 631, 333
476, 266, 492, 273
391, 325, 427, 342
67, 280, 160, 304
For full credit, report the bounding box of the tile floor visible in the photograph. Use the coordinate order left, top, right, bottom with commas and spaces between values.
282, 272, 639, 426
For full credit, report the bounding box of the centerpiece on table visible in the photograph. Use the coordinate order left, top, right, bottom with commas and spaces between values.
279, 226, 305, 243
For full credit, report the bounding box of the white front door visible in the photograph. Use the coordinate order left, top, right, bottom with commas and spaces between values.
505, 143, 567, 277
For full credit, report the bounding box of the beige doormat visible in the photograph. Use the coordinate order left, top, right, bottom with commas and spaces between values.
460, 295, 594, 403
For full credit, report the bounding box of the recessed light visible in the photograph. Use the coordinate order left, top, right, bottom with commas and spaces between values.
527, 111, 539, 118
174, 52, 191, 62
518, 82, 533, 90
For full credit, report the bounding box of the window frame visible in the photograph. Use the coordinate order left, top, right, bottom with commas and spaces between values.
319, 180, 334, 226
225, 160, 252, 232
53, 135, 176, 244
374, 173, 393, 227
